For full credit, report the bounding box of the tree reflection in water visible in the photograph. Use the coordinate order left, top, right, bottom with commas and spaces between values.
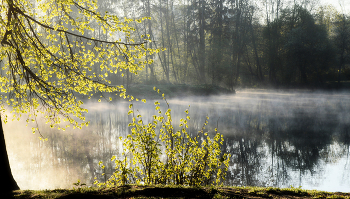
5, 90, 350, 191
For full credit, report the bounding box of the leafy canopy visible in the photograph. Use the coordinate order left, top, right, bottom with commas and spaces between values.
0, 0, 156, 133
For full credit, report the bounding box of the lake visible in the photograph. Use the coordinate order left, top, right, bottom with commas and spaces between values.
5, 89, 350, 192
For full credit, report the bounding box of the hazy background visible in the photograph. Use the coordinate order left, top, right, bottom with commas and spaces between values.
66, 0, 350, 91
322, 0, 350, 12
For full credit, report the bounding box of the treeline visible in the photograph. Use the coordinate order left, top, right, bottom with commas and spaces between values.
92, 0, 350, 89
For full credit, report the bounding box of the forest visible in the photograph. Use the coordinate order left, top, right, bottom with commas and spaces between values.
83, 0, 350, 90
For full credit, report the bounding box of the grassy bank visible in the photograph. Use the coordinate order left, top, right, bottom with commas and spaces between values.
125, 84, 234, 99
10, 185, 350, 198
79, 84, 234, 102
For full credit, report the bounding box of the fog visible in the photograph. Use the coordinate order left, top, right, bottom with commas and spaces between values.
4, 89, 350, 191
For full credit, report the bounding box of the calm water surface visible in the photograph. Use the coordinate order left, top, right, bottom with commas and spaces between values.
6, 89, 350, 191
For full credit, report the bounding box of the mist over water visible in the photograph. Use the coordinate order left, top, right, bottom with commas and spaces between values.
4, 89, 350, 191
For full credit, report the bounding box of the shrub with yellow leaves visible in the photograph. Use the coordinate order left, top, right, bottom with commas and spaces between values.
95, 89, 230, 187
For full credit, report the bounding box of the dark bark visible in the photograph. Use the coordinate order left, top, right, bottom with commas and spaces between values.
249, 19, 263, 82
0, 115, 20, 193
159, 0, 170, 82
198, 0, 206, 83
337, 15, 347, 86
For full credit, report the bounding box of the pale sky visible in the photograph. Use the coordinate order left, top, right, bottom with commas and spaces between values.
320, 0, 350, 13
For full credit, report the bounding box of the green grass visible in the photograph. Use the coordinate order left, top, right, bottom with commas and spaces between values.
10, 185, 350, 199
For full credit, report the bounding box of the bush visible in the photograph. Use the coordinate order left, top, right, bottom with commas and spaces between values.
95, 88, 230, 187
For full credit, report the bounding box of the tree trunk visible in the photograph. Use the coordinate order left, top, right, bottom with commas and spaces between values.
0, 115, 20, 194
250, 20, 263, 82
159, 0, 170, 82
198, 0, 206, 83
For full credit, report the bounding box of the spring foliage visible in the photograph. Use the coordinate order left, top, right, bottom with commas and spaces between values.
0, 0, 155, 133
95, 88, 231, 187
